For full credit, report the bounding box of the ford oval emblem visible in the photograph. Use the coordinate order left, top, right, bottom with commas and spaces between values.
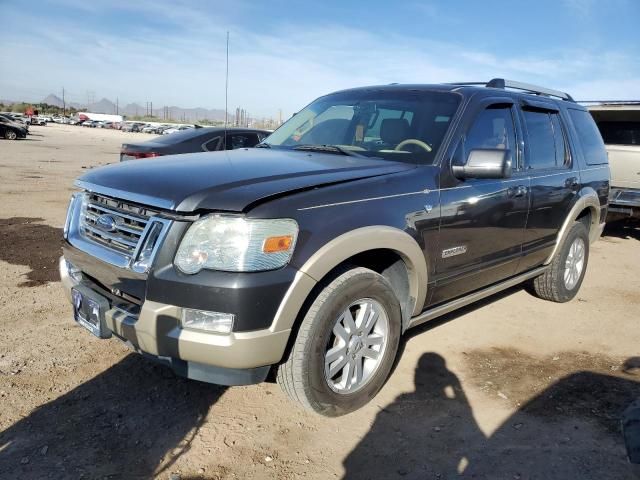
96, 214, 117, 232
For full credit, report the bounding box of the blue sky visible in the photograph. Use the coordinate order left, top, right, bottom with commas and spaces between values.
1, 0, 638, 117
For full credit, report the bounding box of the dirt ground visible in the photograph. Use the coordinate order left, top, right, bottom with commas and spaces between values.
0, 124, 638, 479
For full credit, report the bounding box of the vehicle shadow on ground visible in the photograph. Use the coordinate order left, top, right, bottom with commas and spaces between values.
0, 217, 63, 287
0, 354, 225, 479
343, 352, 640, 479
603, 219, 640, 241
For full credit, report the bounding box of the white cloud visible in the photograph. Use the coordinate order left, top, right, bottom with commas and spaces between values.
1, 2, 638, 116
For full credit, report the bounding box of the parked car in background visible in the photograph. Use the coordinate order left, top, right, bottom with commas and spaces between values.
588, 102, 640, 219
120, 127, 269, 160
141, 124, 158, 134
162, 125, 196, 135
0, 115, 28, 140
9, 114, 30, 125
155, 125, 174, 134
62, 79, 609, 416
32, 116, 48, 126
122, 122, 146, 132
0, 114, 29, 134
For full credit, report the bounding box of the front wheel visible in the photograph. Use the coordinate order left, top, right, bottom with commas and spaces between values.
530, 221, 590, 302
277, 267, 401, 416
4, 130, 17, 140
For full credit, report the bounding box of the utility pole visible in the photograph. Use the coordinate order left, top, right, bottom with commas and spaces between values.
62, 87, 66, 116
116, 97, 119, 115
150, 101, 153, 118
224, 31, 229, 148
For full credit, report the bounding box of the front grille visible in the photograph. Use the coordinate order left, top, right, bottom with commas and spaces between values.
79, 193, 159, 258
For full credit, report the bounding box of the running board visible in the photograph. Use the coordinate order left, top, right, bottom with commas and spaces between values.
408, 266, 549, 329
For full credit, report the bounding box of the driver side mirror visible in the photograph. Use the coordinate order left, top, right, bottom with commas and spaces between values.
452, 148, 512, 179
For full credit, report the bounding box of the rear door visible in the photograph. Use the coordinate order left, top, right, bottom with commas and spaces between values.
517, 100, 577, 271
432, 99, 530, 304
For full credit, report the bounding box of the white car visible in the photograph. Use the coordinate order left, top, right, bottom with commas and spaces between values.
162, 125, 194, 135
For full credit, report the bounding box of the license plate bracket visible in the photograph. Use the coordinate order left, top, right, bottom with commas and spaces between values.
71, 286, 112, 339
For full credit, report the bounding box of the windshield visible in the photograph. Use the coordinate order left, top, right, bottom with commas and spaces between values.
264, 89, 460, 163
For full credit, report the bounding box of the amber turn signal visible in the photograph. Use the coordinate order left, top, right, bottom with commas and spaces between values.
263, 235, 293, 253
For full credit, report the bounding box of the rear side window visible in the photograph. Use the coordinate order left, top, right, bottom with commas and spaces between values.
523, 110, 567, 169
226, 133, 260, 150
568, 109, 608, 165
203, 136, 221, 151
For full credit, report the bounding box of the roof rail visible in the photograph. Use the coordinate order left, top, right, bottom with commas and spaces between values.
449, 79, 574, 102
487, 79, 574, 101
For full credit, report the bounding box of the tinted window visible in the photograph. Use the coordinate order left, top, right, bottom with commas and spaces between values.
551, 113, 569, 166
203, 136, 221, 151
465, 105, 516, 160
226, 133, 260, 150
569, 109, 608, 165
523, 110, 559, 169
595, 121, 640, 145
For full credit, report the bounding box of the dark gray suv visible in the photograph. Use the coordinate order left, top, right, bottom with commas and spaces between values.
60, 79, 610, 416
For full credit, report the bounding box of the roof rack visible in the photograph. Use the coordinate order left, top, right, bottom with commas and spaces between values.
450, 78, 574, 102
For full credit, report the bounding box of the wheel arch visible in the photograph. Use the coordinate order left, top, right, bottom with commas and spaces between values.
270, 226, 428, 334
544, 189, 601, 265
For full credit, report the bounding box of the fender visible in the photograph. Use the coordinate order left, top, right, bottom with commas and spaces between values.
269, 226, 428, 333
544, 188, 602, 265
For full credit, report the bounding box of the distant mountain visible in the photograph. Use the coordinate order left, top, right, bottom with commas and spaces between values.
87, 98, 117, 114
34, 93, 230, 121
42, 94, 64, 107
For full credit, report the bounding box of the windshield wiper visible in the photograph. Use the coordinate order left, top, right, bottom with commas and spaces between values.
255, 142, 272, 148
292, 144, 363, 157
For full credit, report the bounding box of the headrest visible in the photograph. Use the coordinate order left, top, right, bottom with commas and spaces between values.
380, 118, 410, 144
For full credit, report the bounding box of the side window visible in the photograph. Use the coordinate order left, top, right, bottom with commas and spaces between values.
551, 113, 569, 167
226, 134, 260, 150
569, 109, 608, 165
203, 136, 221, 152
523, 110, 560, 169
464, 105, 516, 161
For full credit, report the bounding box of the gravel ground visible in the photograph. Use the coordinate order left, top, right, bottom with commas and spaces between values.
0, 124, 638, 479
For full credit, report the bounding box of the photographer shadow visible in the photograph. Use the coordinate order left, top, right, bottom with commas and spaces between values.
0, 354, 225, 479
344, 353, 640, 479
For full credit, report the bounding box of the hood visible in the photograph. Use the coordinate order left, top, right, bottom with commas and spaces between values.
76, 149, 415, 212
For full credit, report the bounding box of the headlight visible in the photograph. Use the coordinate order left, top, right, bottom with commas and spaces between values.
174, 215, 298, 274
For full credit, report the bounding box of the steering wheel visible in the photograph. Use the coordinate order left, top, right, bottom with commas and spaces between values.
395, 139, 432, 153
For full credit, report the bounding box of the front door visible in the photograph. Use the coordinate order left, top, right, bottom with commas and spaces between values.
431, 101, 530, 305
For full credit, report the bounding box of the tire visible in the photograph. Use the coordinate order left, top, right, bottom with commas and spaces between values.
277, 267, 401, 416
530, 221, 589, 302
4, 129, 17, 140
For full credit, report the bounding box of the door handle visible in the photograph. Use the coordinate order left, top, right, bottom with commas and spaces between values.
565, 177, 579, 190
508, 185, 528, 197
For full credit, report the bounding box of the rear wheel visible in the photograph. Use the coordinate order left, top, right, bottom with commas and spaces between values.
530, 221, 589, 302
277, 267, 401, 416
4, 130, 17, 140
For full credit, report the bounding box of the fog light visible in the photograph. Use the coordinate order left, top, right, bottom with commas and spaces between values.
181, 308, 234, 334
65, 259, 83, 282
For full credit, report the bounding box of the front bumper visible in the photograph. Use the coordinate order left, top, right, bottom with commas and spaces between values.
60, 257, 291, 385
